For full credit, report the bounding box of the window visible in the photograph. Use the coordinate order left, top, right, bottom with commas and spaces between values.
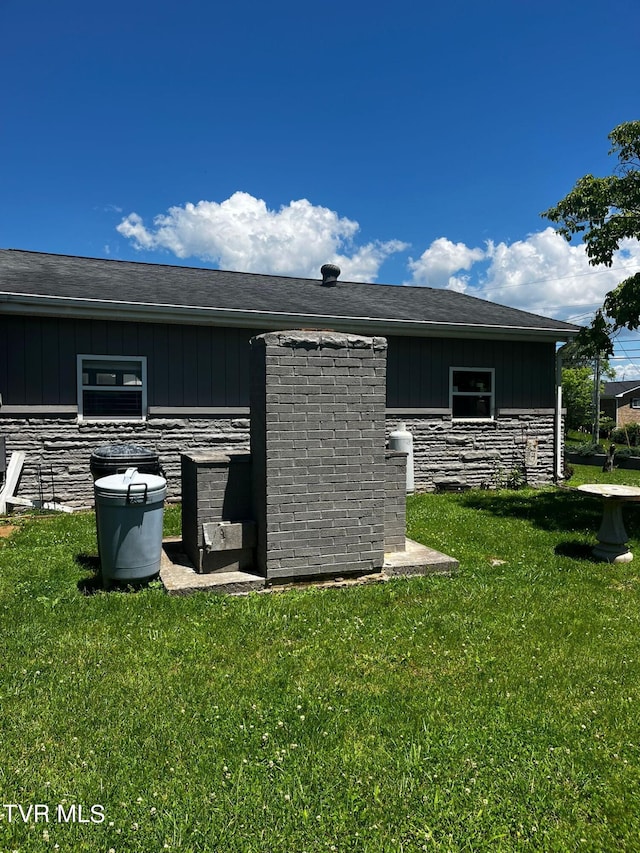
77, 355, 147, 420
632, 398, 640, 409
450, 367, 494, 419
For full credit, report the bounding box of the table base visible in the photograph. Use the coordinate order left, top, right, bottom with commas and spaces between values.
594, 498, 633, 563
592, 542, 633, 563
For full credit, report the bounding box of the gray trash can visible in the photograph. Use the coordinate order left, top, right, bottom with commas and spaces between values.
94, 467, 167, 587
90, 443, 162, 481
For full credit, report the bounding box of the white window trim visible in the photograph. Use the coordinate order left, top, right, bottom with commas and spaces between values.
449, 366, 495, 421
77, 354, 148, 422
631, 398, 640, 409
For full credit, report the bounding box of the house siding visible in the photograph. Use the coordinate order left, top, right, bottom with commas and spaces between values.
0, 316, 560, 505
0, 315, 253, 408
1, 316, 556, 410
387, 336, 555, 409
0, 414, 251, 506
0, 411, 556, 507
392, 412, 555, 490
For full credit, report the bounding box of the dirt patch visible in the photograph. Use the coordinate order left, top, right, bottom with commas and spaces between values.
0, 524, 16, 539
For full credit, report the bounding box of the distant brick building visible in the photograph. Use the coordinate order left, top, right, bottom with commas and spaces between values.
602, 381, 640, 428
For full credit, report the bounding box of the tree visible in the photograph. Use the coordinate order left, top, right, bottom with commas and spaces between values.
562, 365, 598, 433
560, 337, 615, 435
543, 121, 640, 336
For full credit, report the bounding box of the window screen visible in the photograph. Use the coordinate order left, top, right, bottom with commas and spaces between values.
78, 356, 146, 419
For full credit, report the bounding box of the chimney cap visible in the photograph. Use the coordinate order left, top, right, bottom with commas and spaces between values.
320, 263, 341, 286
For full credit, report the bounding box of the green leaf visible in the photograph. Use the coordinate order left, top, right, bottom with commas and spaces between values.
542, 121, 640, 331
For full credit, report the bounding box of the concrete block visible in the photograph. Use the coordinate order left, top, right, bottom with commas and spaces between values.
203, 521, 257, 552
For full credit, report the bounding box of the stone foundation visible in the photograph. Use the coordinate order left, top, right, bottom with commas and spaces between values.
0, 415, 250, 506
392, 411, 556, 491
1, 409, 558, 508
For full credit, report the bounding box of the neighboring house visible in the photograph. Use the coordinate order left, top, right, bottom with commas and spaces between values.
0, 250, 579, 505
602, 381, 640, 428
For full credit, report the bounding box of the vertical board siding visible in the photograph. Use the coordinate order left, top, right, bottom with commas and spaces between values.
195, 325, 212, 406
0, 316, 257, 408
225, 328, 240, 406
386, 336, 556, 408
151, 324, 169, 405
6, 316, 26, 403
89, 320, 108, 354
24, 317, 43, 403
0, 316, 556, 410
167, 325, 185, 406
41, 317, 61, 404
210, 328, 227, 406
0, 317, 8, 401
236, 330, 250, 406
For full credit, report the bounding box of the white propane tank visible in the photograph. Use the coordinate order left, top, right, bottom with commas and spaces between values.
389, 422, 414, 493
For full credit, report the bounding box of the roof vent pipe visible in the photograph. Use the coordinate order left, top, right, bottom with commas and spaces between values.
320, 263, 341, 286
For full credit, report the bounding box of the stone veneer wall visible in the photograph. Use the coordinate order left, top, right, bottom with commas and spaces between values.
1, 409, 558, 507
250, 331, 387, 581
0, 415, 250, 507
390, 411, 557, 491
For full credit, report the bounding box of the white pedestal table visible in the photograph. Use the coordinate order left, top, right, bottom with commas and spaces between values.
577, 483, 640, 563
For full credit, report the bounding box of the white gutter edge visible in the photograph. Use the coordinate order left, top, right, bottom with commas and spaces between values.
614, 387, 640, 397
555, 348, 564, 481
0, 292, 580, 342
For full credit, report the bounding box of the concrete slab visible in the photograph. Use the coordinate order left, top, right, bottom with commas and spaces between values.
160, 540, 265, 595
383, 538, 459, 576
159, 537, 458, 596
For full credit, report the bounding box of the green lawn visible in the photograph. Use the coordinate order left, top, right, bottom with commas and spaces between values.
567, 461, 640, 487
1, 470, 640, 851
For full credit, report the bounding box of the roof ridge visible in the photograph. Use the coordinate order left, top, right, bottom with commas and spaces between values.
0, 247, 436, 291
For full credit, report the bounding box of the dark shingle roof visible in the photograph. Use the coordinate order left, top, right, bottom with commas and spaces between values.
603, 381, 640, 397
0, 249, 579, 337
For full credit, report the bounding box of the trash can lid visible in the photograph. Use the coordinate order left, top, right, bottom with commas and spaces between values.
90, 443, 158, 461
95, 467, 166, 499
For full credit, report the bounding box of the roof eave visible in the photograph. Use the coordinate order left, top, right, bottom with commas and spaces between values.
0, 292, 580, 343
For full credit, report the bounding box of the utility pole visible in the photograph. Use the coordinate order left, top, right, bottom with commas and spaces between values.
592, 350, 601, 444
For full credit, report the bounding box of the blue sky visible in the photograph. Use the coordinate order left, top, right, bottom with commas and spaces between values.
2, 0, 639, 371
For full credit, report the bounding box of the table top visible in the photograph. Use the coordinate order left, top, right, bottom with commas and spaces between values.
578, 483, 640, 500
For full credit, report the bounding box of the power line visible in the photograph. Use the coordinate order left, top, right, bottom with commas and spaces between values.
564, 309, 603, 322
477, 261, 638, 293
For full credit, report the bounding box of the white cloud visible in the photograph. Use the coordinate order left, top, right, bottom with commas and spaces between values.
610, 360, 640, 380
480, 228, 640, 319
407, 237, 486, 291
117, 191, 640, 334
117, 192, 407, 282
407, 228, 640, 323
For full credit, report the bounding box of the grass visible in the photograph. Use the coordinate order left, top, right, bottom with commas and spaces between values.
1, 476, 640, 851
567, 463, 640, 487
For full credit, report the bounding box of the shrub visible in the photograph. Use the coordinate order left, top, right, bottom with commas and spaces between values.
612, 446, 637, 459
611, 423, 640, 447
599, 416, 616, 437
565, 440, 605, 456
